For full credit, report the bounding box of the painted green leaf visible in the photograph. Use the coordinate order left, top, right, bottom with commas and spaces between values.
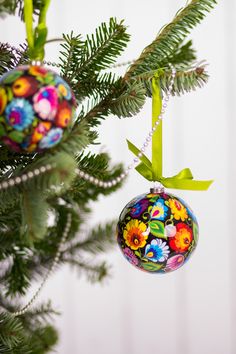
3, 70, 23, 84
141, 262, 163, 272
0, 124, 6, 137
9, 130, 25, 143
149, 220, 166, 239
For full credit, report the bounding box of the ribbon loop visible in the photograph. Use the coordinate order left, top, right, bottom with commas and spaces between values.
24, 0, 51, 61
127, 71, 213, 191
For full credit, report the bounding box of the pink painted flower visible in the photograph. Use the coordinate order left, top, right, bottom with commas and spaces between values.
165, 254, 185, 272
33, 86, 58, 120
123, 247, 139, 266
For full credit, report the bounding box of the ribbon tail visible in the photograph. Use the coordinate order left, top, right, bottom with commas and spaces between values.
161, 178, 213, 191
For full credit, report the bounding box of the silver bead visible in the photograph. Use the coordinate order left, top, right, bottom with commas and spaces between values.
40, 166, 46, 173
21, 175, 28, 182
27, 172, 34, 179
15, 177, 22, 184
9, 179, 15, 186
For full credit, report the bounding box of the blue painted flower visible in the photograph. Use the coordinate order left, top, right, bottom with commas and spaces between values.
150, 198, 168, 221
39, 127, 63, 149
55, 76, 72, 100
130, 199, 149, 217
144, 239, 170, 263
5, 99, 34, 131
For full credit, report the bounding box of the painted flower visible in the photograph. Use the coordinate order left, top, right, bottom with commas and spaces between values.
55, 101, 72, 127
169, 198, 188, 221
144, 239, 170, 262
29, 65, 48, 77
5, 98, 34, 131
165, 254, 185, 272
39, 127, 63, 149
13, 76, 38, 98
56, 77, 72, 100
151, 198, 168, 221
123, 219, 148, 250
123, 247, 139, 266
169, 223, 193, 253
31, 121, 52, 144
33, 86, 58, 120
130, 199, 149, 218
164, 224, 176, 238
0, 87, 7, 115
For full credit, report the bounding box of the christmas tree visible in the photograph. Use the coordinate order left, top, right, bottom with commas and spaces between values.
0, 0, 216, 352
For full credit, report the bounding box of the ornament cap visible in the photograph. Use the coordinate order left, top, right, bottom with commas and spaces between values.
150, 186, 165, 194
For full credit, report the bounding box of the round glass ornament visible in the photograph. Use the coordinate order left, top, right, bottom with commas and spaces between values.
116, 189, 198, 273
0, 65, 76, 153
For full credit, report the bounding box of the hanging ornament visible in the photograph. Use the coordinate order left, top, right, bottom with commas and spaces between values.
0, 0, 76, 153
116, 71, 213, 274
0, 65, 76, 152
117, 188, 198, 273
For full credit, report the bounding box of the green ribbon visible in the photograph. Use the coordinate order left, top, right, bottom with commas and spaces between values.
127, 73, 213, 191
24, 0, 51, 61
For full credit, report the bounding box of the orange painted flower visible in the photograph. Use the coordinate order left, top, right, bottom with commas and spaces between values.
28, 65, 48, 77
169, 198, 188, 221
13, 77, 38, 97
55, 101, 72, 127
169, 223, 193, 253
31, 122, 52, 144
0, 87, 7, 115
123, 219, 148, 250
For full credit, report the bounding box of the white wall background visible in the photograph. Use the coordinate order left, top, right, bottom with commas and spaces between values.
1, 1, 235, 353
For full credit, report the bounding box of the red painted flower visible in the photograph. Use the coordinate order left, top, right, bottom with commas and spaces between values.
169, 223, 193, 253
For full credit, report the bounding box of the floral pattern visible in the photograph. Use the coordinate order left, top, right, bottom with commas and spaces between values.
123, 219, 148, 250
0, 65, 76, 152
150, 198, 168, 221
169, 223, 193, 253
144, 239, 170, 262
5, 99, 34, 131
117, 191, 198, 274
169, 198, 188, 221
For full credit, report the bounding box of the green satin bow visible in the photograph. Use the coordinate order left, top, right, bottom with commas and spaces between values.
127, 72, 213, 191
24, 0, 51, 60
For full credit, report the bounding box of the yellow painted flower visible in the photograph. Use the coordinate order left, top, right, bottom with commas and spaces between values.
0, 87, 7, 115
123, 219, 148, 250
169, 198, 188, 221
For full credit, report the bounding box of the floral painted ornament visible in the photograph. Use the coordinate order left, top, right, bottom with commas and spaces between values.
116, 190, 198, 274
0, 65, 76, 152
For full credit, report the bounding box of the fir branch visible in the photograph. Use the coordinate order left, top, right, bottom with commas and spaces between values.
63, 258, 110, 283
65, 222, 116, 256
133, 64, 209, 96
55, 120, 96, 155
124, 0, 216, 80
109, 81, 146, 117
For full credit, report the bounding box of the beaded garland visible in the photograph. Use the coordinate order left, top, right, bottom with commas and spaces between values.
0, 65, 76, 152
117, 190, 198, 273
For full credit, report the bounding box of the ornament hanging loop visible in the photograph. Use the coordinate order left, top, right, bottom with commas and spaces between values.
24, 0, 51, 61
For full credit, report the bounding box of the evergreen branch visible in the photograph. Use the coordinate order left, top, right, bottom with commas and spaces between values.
65, 222, 116, 256
124, 0, 216, 79
21, 301, 60, 325
0, 313, 29, 351
63, 258, 110, 283
133, 63, 209, 96
55, 120, 96, 155
109, 81, 146, 117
